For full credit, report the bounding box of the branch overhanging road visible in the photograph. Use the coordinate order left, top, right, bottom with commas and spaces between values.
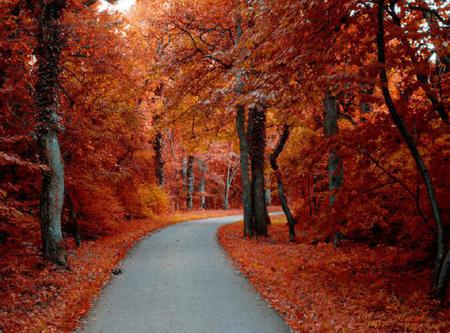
80, 213, 290, 333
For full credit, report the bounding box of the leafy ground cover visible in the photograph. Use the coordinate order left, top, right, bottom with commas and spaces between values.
0, 209, 241, 333
218, 217, 450, 332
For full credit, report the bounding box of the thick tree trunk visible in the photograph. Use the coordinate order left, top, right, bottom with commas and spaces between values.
233, 8, 255, 236
236, 105, 253, 236
324, 90, 343, 206
248, 103, 267, 236
377, 0, 448, 300
35, 0, 67, 266
199, 160, 207, 209
186, 155, 194, 209
39, 132, 66, 264
270, 125, 296, 241
153, 131, 164, 186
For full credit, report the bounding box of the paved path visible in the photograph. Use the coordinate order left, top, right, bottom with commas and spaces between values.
80, 214, 290, 333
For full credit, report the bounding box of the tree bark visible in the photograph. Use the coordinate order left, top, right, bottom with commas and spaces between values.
265, 187, 271, 206
181, 156, 188, 207
224, 160, 231, 210
324, 90, 343, 206
270, 125, 296, 241
199, 160, 207, 209
153, 131, 164, 186
186, 155, 194, 209
236, 105, 253, 236
377, 0, 448, 300
248, 103, 268, 236
437, 251, 450, 301
233, 6, 255, 236
35, 0, 67, 266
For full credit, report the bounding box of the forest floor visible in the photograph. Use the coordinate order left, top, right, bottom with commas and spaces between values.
0, 208, 243, 332
218, 216, 450, 332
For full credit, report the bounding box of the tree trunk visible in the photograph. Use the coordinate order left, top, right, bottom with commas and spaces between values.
233, 7, 255, 236
153, 131, 164, 186
186, 155, 194, 209
35, 0, 67, 266
224, 160, 231, 210
323, 90, 343, 206
248, 103, 267, 236
236, 104, 253, 236
377, 0, 448, 300
270, 125, 296, 241
199, 160, 207, 209
265, 188, 271, 206
181, 156, 188, 208
223, 186, 230, 210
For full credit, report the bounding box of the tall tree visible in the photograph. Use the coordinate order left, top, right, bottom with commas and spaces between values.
34, 0, 67, 265
323, 90, 342, 206
270, 124, 296, 241
186, 155, 195, 209
376, 0, 448, 299
248, 103, 268, 236
199, 159, 207, 209
233, 6, 253, 236
236, 105, 253, 236
153, 131, 164, 186
223, 150, 239, 210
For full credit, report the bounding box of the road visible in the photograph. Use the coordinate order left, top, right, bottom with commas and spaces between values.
80, 214, 290, 333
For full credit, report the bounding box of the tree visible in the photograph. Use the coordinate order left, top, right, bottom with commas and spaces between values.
236, 105, 253, 236
248, 103, 268, 236
198, 159, 207, 209
34, 0, 68, 266
186, 155, 195, 209
323, 90, 342, 206
223, 150, 239, 210
376, 0, 448, 300
153, 130, 165, 186
270, 124, 296, 241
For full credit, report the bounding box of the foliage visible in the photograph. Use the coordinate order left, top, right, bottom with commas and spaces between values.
0, 209, 241, 332
219, 220, 450, 332
135, 184, 170, 218
0, 0, 449, 330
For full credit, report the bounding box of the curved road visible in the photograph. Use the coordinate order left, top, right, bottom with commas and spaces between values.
80, 214, 290, 333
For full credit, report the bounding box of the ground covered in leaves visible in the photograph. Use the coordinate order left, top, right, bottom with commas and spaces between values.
0, 209, 241, 332
218, 218, 450, 332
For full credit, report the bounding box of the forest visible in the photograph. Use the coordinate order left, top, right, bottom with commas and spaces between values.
0, 0, 449, 331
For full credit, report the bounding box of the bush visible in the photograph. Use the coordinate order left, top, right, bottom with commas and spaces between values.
120, 182, 169, 219
137, 184, 169, 218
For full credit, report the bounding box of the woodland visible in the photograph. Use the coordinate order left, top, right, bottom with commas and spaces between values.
0, 0, 449, 331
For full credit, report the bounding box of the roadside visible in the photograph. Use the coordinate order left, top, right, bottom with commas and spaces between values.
0, 209, 242, 332
218, 216, 450, 332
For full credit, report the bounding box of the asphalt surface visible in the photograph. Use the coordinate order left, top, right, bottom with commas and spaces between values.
79, 214, 290, 333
